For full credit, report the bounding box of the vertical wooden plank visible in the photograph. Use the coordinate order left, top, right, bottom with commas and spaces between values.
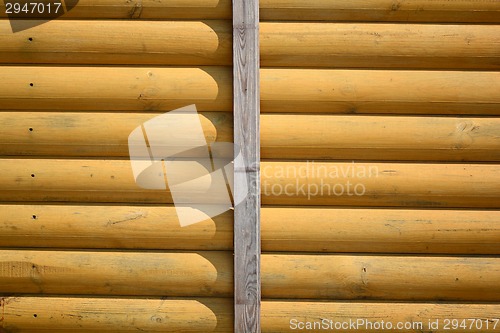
233, 0, 261, 332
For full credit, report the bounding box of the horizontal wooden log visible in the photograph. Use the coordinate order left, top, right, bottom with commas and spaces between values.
0, 0, 232, 19
261, 207, 500, 254
0, 204, 233, 250
0, 250, 232, 296
3, 112, 499, 161
261, 23, 500, 69
2, 21, 498, 70
0, 20, 232, 65
0, 112, 233, 157
260, 69, 500, 114
1, 250, 499, 301
0, 66, 232, 111
2, 297, 499, 333
263, 301, 500, 332
0, 297, 233, 333
2, 0, 499, 22
0, 67, 498, 114
0, 159, 498, 208
261, 161, 500, 207
1, 205, 499, 254
260, 0, 500, 23
261, 254, 500, 301
262, 115, 500, 161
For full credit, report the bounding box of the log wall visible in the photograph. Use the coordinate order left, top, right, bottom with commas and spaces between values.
0, 0, 499, 332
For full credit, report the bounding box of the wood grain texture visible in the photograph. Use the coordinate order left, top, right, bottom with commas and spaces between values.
0, 205, 499, 254
1, 251, 498, 301
2, 21, 498, 70
3, 112, 500, 162
2, 297, 499, 333
0, 159, 499, 208
260, 161, 500, 208
262, 301, 500, 332
0, 250, 232, 296
261, 115, 500, 161
260, 69, 500, 114
0, 66, 232, 111
1, 67, 498, 114
0, 0, 232, 19
233, 0, 261, 331
0, 20, 232, 66
260, 207, 500, 254
2, 0, 500, 22
0, 111, 233, 157
0, 204, 233, 250
261, 23, 500, 69
260, 0, 500, 22
261, 254, 500, 301
0, 297, 233, 332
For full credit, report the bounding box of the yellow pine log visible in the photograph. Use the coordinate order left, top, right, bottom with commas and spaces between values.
2, 0, 500, 22
2, 112, 500, 161
0, 204, 233, 250
1, 205, 499, 254
1, 297, 499, 333
0, 20, 232, 65
0, 250, 232, 296
0, 0, 232, 19
2, 21, 499, 70
262, 301, 500, 332
1, 159, 499, 208
0, 112, 232, 157
0, 67, 498, 114
261, 23, 500, 69
1, 251, 499, 301
260, 0, 500, 23
261, 161, 500, 207
0, 297, 233, 333
262, 115, 500, 161
260, 69, 500, 114
260, 207, 500, 254
0, 66, 232, 111
261, 254, 500, 301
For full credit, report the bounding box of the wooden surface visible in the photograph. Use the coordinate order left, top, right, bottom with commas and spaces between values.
0, 205, 499, 254
0, 0, 499, 330
2, 21, 499, 70
2, 0, 500, 22
261, 23, 500, 69
0, 204, 233, 250
3, 112, 500, 162
260, 0, 500, 22
0, 66, 232, 111
0, 297, 233, 332
0, 20, 232, 66
0, 0, 232, 19
262, 301, 500, 332
1, 67, 499, 114
1, 159, 498, 208
0, 111, 233, 157
261, 161, 500, 207
1, 250, 499, 301
233, 0, 261, 331
260, 69, 500, 114
262, 115, 500, 161
260, 207, 500, 254
0, 250, 233, 297
2, 297, 499, 333
262, 254, 500, 301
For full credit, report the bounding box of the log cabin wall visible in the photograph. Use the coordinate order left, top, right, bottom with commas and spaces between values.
0, 2, 235, 332
258, 1, 500, 332
0, 1, 499, 332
